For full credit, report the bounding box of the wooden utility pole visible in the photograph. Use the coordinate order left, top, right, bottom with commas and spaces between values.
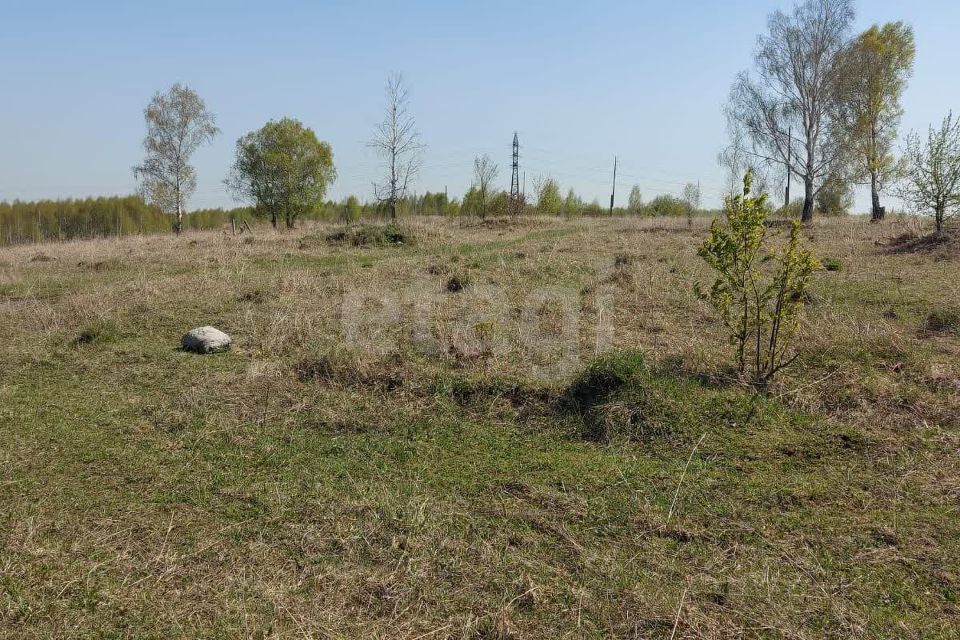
609, 156, 618, 216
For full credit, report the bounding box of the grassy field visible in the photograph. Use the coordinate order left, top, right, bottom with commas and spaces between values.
1, 215, 958, 638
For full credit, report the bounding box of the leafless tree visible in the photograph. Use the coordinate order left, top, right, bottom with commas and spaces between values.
898, 112, 960, 234
133, 84, 219, 233
369, 73, 424, 220
682, 183, 701, 210
682, 182, 701, 226
473, 154, 498, 219
725, 0, 855, 223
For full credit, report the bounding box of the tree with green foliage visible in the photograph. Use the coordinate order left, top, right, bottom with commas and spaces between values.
898, 112, 960, 234
226, 118, 336, 229
342, 195, 362, 222
447, 199, 461, 217
696, 171, 819, 389
420, 191, 453, 216
461, 186, 481, 218
563, 189, 582, 217
648, 194, 687, 217
536, 178, 562, 215
815, 174, 854, 216
627, 185, 643, 215
133, 84, 219, 234
488, 191, 511, 217
836, 22, 916, 221
582, 199, 604, 217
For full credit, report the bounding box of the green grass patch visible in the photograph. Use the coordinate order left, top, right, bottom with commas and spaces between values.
822, 256, 843, 272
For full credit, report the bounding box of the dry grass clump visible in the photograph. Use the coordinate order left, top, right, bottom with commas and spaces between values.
236, 288, 267, 304
425, 262, 447, 276
821, 256, 843, 271
325, 223, 413, 247
460, 215, 548, 231
445, 273, 471, 293
923, 307, 960, 335
563, 350, 649, 442
294, 351, 407, 391
886, 228, 960, 259
71, 319, 124, 346
77, 257, 122, 271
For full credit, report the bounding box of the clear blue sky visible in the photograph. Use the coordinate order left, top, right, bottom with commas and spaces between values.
1, 0, 957, 212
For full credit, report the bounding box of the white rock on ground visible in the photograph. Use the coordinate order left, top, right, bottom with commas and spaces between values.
182, 326, 232, 354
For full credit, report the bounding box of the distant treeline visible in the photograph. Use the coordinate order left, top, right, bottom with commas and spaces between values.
0, 189, 719, 247
357, 190, 717, 219
0, 196, 249, 246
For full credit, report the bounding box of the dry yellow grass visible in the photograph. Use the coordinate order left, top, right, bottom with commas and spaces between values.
1, 215, 958, 638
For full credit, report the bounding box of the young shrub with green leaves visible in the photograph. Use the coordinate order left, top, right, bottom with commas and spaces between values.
536, 178, 563, 216
696, 171, 819, 389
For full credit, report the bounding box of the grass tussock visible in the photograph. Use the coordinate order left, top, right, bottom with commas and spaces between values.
237, 288, 267, 304
923, 307, 960, 335
70, 320, 124, 347
887, 229, 960, 259
445, 273, 471, 292
325, 223, 413, 247
435, 373, 555, 416
563, 351, 805, 445
822, 256, 843, 271
77, 257, 123, 271
295, 352, 407, 391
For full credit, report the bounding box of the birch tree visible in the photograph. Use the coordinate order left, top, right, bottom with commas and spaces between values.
133, 84, 219, 233
725, 0, 855, 223
835, 22, 915, 220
